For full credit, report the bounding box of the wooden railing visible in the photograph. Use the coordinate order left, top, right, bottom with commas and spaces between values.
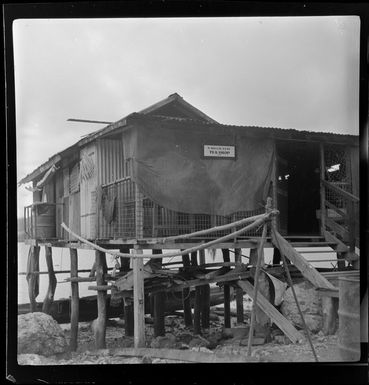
321, 179, 359, 249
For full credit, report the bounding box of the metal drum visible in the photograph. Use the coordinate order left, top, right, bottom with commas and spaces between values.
32, 203, 56, 239
338, 276, 360, 361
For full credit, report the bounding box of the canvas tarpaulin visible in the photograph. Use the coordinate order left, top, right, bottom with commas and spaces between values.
123, 118, 274, 216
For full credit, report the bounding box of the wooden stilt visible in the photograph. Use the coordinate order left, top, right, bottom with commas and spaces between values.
234, 248, 244, 324
133, 248, 145, 348
42, 246, 56, 315
69, 248, 79, 351
249, 247, 258, 266
322, 296, 337, 335
272, 247, 281, 265
222, 249, 231, 328
153, 291, 166, 337
26, 246, 40, 312
191, 251, 201, 334
95, 250, 107, 349
182, 253, 193, 327
198, 250, 210, 329
124, 297, 134, 337
151, 249, 163, 321
119, 247, 131, 273
194, 285, 202, 335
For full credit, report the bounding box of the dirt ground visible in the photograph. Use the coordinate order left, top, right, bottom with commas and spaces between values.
17, 310, 344, 365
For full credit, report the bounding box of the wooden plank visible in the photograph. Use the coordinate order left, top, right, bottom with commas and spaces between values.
42, 246, 57, 315
69, 248, 79, 351
153, 292, 166, 337
272, 230, 336, 290
133, 248, 145, 348
95, 250, 107, 349
321, 179, 359, 203
323, 230, 349, 253
237, 280, 303, 343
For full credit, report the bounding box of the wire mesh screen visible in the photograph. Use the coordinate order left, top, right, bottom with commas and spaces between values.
324, 144, 351, 192
98, 177, 265, 240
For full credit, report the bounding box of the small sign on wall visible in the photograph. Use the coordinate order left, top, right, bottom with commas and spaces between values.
203, 144, 236, 159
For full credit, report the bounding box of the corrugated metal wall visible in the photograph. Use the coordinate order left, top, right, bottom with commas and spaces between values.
97, 138, 124, 185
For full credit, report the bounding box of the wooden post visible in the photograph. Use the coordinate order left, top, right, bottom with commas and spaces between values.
42, 246, 57, 314
322, 296, 337, 335
199, 250, 210, 329
124, 297, 134, 337
133, 248, 145, 348
69, 248, 79, 351
182, 253, 193, 327
191, 252, 201, 334
234, 248, 244, 323
119, 247, 131, 273
222, 249, 231, 328
153, 291, 166, 337
26, 246, 40, 312
95, 250, 107, 349
152, 249, 165, 336
249, 247, 258, 266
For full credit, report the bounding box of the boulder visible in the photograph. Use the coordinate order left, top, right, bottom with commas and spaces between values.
150, 333, 178, 349
280, 281, 323, 333
18, 312, 69, 356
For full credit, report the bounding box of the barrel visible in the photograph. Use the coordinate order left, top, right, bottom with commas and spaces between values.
338, 277, 360, 361
32, 203, 56, 239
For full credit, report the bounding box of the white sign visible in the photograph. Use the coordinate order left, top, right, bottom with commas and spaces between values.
203, 145, 236, 158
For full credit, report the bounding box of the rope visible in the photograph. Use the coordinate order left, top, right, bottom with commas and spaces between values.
61, 211, 277, 260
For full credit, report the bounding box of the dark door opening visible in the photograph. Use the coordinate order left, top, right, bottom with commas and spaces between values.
276, 141, 321, 236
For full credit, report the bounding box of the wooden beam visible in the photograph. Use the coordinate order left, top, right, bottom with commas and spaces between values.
69, 248, 79, 351
124, 297, 134, 337
237, 280, 303, 343
272, 230, 336, 290
42, 246, 57, 315
95, 250, 107, 349
153, 292, 166, 337
133, 248, 145, 348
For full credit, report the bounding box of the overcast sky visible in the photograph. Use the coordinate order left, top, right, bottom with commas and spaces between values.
13, 16, 360, 216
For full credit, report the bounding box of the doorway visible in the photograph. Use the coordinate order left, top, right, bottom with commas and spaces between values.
276, 141, 321, 236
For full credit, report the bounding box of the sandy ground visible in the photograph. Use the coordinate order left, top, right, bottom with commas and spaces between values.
17, 310, 344, 365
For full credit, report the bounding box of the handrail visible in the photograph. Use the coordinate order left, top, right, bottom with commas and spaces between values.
321, 179, 359, 203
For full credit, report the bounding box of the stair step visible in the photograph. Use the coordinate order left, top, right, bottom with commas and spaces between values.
290, 241, 336, 247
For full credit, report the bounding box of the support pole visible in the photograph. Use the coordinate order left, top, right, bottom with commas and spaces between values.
234, 248, 244, 324
133, 248, 145, 348
95, 250, 107, 349
222, 249, 231, 328
69, 248, 79, 352
182, 253, 193, 327
152, 249, 165, 336
42, 246, 57, 314
124, 297, 134, 337
199, 250, 210, 329
26, 245, 40, 312
192, 252, 201, 335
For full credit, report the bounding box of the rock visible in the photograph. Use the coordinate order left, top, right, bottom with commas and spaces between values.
206, 332, 223, 349
18, 313, 69, 356
188, 336, 210, 349
142, 355, 152, 363
176, 332, 193, 345
150, 333, 178, 349
239, 337, 265, 346
17, 353, 49, 365
209, 313, 220, 322
280, 281, 323, 333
